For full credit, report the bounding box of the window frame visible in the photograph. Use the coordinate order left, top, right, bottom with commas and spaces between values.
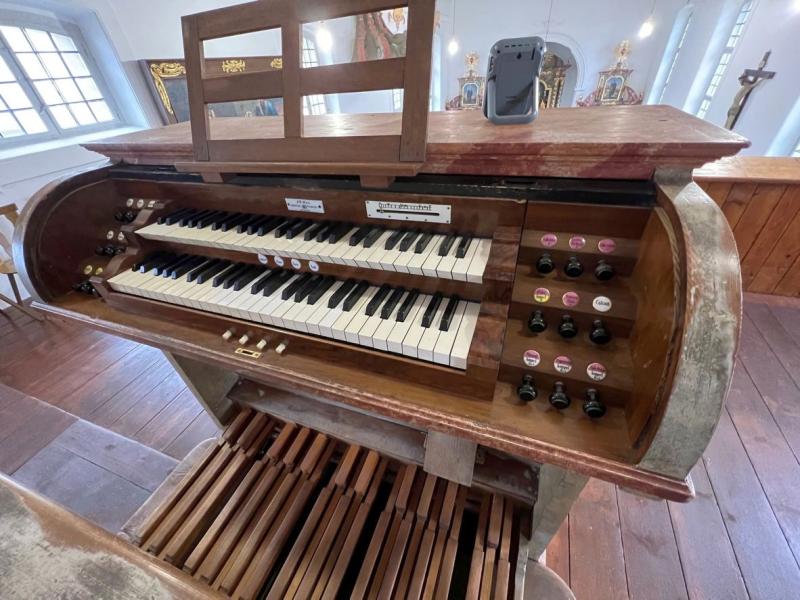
0, 10, 122, 149
301, 35, 327, 116
696, 0, 754, 119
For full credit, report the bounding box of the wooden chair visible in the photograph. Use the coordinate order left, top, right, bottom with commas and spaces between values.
0, 203, 43, 321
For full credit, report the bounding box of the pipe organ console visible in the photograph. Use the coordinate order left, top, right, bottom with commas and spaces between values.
11, 2, 748, 597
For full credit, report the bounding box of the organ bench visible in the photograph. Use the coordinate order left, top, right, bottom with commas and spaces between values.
11, 2, 747, 596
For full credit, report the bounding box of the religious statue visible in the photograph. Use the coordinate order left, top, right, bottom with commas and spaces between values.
577, 41, 643, 107
724, 51, 775, 130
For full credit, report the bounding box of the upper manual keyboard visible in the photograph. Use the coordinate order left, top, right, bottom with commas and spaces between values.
108, 252, 480, 370
135, 208, 492, 283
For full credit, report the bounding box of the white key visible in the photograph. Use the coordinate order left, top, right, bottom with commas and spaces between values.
450, 238, 481, 282
343, 287, 380, 344
256, 274, 302, 325
401, 294, 436, 358
387, 294, 426, 355
410, 234, 444, 276
371, 291, 408, 351
331, 286, 375, 341
417, 298, 449, 361
362, 231, 395, 269
450, 302, 480, 369
356, 289, 395, 347
305, 281, 344, 336
325, 227, 359, 265
433, 301, 467, 365
435, 237, 462, 279
465, 239, 492, 284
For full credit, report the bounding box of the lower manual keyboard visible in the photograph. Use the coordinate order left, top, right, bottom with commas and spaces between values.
108, 253, 480, 369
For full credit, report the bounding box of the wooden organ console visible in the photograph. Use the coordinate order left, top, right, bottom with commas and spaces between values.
10, 1, 748, 597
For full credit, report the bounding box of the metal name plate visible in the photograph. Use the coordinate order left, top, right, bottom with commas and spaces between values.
365, 200, 452, 224
285, 198, 325, 214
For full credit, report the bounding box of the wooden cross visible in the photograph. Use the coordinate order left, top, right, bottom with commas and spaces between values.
724, 50, 775, 130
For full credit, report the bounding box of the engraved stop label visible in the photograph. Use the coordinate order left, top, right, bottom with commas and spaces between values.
554, 355, 573, 374
598, 238, 617, 254
569, 235, 586, 250
587, 362, 607, 381
541, 233, 558, 247
523, 350, 541, 367
534, 287, 551, 303
562, 291, 580, 307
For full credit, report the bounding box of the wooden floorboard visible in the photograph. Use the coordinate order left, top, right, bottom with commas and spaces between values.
3, 297, 800, 598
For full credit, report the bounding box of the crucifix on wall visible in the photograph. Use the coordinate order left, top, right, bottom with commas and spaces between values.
724, 50, 775, 130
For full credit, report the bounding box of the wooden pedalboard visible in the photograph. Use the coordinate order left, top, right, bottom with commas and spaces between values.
131, 406, 532, 600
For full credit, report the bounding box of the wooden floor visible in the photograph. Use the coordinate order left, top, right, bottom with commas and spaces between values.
1, 293, 800, 598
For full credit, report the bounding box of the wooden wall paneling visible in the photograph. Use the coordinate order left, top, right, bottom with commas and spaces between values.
739, 185, 800, 289
701, 181, 732, 207
730, 184, 788, 260
717, 182, 757, 230
773, 255, 800, 296
750, 207, 800, 295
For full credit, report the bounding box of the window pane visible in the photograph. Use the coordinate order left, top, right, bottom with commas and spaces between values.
62, 52, 89, 77
0, 83, 32, 109
89, 99, 113, 122
0, 97, 6, 110
0, 111, 23, 137
17, 53, 48, 80
50, 104, 77, 128
52, 33, 77, 52
68, 101, 95, 125
0, 27, 32, 52
0, 57, 15, 82
25, 29, 56, 52
34, 80, 63, 105
75, 77, 102, 100
39, 53, 70, 78
14, 108, 47, 134
55, 78, 82, 102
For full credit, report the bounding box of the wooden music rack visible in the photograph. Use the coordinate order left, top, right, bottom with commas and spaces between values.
179, 0, 436, 183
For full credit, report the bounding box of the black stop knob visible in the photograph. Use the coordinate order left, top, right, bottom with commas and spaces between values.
549, 382, 570, 410
528, 310, 547, 333
558, 315, 578, 339
594, 260, 615, 281
536, 253, 555, 274
564, 256, 583, 278
95, 246, 107, 256
517, 374, 537, 403
589, 319, 611, 345
114, 246, 126, 255
115, 210, 137, 223
583, 389, 607, 419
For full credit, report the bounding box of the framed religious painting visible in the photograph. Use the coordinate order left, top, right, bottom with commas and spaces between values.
141, 57, 284, 125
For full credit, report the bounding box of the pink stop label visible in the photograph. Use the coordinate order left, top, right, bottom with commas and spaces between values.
541, 233, 558, 247
554, 355, 573, 374
598, 238, 617, 254
569, 235, 586, 250
534, 287, 551, 303
587, 362, 607, 381
562, 291, 580, 307
523, 350, 541, 367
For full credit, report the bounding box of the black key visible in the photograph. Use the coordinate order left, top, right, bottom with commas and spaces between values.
246, 215, 273, 235
348, 225, 372, 247
159, 208, 191, 225
438, 295, 460, 331
257, 216, 283, 236
211, 212, 239, 231
220, 213, 250, 232
175, 256, 211, 281
327, 279, 357, 308
173, 256, 207, 279
438, 234, 457, 257
276, 218, 301, 238
213, 263, 246, 288
197, 261, 232, 284
380, 287, 406, 319
421, 293, 443, 328
144, 253, 178, 273
221, 264, 250, 289
185, 209, 214, 227
342, 281, 369, 311
165, 255, 198, 277
455, 236, 473, 259
177, 210, 200, 227
365, 284, 392, 316
395, 289, 420, 322
362, 227, 384, 248
236, 214, 265, 233
315, 222, 336, 242
187, 259, 220, 282
327, 222, 352, 243
414, 232, 433, 254
196, 211, 226, 229
262, 270, 294, 296
281, 272, 312, 300
133, 251, 169, 272
304, 221, 329, 241
384, 229, 405, 250
249, 269, 275, 294
154, 254, 187, 276
398, 230, 419, 252
293, 274, 323, 302
285, 219, 312, 240
307, 276, 336, 305
233, 266, 264, 291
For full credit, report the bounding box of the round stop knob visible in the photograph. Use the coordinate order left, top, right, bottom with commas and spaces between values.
594, 260, 615, 281
536, 253, 555, 274
517, 375, 537, 403
564, 256, 583, 277
549, 382, 570, 410
528, 310, 547, 333
583, 389, 607, 419
589, 319, 611, 345
558, 315, 578, 339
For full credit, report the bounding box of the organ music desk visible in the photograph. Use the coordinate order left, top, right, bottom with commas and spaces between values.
11, 6, 747, 594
